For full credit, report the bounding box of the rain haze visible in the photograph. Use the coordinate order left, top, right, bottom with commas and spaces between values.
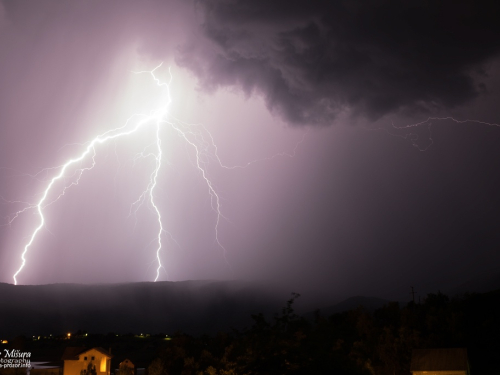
1, 0, 500, 307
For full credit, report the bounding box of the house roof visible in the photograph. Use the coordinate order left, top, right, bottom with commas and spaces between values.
61, 347, 88, 361
61, 347, 113, 361
80, 347, 113, 359
410, 348, 468, 372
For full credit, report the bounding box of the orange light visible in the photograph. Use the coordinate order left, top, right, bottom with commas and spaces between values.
1, 340, 8, 344
67, 333, 71, 338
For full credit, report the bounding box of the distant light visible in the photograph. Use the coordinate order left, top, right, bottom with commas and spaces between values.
1, 340, 8, 344
85, 333, 88, 337
67, 333, 71, 338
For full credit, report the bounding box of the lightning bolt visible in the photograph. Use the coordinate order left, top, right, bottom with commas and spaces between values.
5, 63, 307, 285
9, 63, 176, 285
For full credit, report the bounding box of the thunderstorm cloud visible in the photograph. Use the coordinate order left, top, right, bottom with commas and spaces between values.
176, 0, 500, 125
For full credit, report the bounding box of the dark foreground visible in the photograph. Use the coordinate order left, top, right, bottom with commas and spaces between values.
2, 289, 500, 375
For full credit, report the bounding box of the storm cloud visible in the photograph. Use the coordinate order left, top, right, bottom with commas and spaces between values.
176, 0, 500, 125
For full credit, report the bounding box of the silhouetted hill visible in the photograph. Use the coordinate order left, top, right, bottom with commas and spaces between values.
447, 268, 500, 296
0, 280, 285, 338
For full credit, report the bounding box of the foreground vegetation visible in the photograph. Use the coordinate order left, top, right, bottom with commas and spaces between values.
7, 290, 500, 375
146, 290, 500, 375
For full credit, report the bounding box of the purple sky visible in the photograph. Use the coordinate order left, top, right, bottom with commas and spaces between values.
1, 0, 500, 302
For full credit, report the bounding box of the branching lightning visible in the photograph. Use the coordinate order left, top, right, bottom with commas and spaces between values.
8, 63, 180, 285
5, 63, 307, 285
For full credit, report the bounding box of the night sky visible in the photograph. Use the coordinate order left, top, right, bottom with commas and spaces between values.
1, 0, 500, 302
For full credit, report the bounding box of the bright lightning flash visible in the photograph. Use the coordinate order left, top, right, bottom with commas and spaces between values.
8, 63, 228, 285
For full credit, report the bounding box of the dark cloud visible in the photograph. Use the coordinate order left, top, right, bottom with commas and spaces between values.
177, 0, 500, 125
